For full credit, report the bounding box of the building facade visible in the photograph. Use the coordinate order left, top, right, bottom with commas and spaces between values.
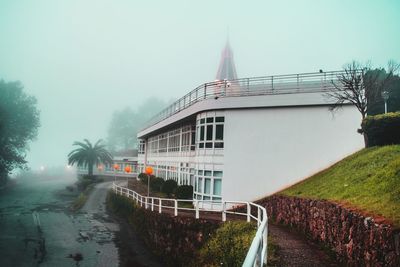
136, 45, 364, 202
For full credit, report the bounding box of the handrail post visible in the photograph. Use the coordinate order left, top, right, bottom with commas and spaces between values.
247, 203, 251, 222
174, 200, 178, 216
195, 200, 199, 219
263, 218, 269, 264
159, 199, 162, 213
151, 198, 154, 211
222, 201, 226, 222
145, 197, 148, 209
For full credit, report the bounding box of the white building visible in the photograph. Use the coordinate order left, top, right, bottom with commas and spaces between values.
77, 151, 138, 179
137, 44, 364, 202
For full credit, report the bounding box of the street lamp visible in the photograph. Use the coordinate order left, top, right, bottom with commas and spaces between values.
381, 91, 390, 114
125, 165, 132, 187
113, 164, 120, 182
145, 166, 153, 197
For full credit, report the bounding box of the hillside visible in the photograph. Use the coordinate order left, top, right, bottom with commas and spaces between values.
280, 145, 400, 226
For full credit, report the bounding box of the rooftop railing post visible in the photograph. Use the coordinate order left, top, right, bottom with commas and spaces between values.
224, 79, 227, 96
297, 74, 300, 91
247, 78, 250, 95
271, 76, 274, 91
204, 84, 207, 99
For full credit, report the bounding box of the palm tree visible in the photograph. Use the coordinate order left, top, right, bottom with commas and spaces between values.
68, 139, 113, 177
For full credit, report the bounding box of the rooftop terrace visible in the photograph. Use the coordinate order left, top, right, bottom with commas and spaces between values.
139, 70, 347, 134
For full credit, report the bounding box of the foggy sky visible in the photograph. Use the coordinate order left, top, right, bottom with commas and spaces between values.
0, 0, 399, 170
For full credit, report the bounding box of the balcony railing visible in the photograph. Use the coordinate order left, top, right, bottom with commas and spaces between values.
140, 70, 346, 132
113, 183, 268, 267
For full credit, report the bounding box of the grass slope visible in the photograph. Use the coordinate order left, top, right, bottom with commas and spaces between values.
280, 145, 400, 226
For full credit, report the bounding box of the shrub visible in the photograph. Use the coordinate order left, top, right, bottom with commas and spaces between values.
138, 173, 147, 183
198, 221, 256, 267
362, 112, 400, 147
138, 173, 156, 185
161, 179, 178, 197
150, 177, 165, 192
175, 185, 193, 199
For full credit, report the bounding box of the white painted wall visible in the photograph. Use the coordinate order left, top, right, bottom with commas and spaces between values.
222, 105, 364, 202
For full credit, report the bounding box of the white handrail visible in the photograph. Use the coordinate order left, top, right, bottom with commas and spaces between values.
112, 183, 268, 267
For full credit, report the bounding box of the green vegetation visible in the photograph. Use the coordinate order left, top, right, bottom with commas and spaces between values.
71, 193, 88, 211
0, 80, 40, 185
175, 185, 193, 199
161, 179, 178, 197
280, 145, 400, 226
199, 221, 256, 267
138, 172, 192, 199
68, 139, 113, 177
362, 112, 400, 147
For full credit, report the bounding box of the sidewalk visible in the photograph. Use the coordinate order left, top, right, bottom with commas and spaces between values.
269, 223, 340, 267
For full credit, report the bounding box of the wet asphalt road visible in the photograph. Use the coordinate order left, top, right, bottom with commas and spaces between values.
0, 177, 119, 267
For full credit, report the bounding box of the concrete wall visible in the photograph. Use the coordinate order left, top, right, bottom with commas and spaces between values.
223, 105, 364, 201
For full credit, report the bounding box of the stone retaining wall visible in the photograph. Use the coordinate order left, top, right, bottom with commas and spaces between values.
259, 195, 400, 266
107, 192, 221, 266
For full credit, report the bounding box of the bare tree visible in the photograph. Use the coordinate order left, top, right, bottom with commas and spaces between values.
327, 60, 399, 146
327, 60, 399, 119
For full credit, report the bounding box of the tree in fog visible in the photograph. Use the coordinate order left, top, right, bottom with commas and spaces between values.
107, 97, 168, 152
327, 60, 400, 146
68, 139, 113, 177
0, 80, 40, 185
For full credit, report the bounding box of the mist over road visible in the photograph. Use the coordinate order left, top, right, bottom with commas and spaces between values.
0, 176, 119, 267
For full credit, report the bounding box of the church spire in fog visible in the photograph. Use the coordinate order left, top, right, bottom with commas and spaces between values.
215, 40, 238, 81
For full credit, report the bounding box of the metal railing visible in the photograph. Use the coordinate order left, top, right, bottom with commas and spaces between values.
113, 183, 268, 267
140, 70, 345, 132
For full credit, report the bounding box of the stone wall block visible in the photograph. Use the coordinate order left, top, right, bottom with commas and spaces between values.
260, 195, 400, 266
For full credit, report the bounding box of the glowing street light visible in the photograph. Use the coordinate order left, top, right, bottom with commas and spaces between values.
125, 165, 132, 187
97, 165, 104, 172
381, 91, 390, 114
113, 164, 119, 182
145, 166, 153, 197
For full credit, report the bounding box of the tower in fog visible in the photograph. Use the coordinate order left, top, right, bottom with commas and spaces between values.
215, 41, 238, 81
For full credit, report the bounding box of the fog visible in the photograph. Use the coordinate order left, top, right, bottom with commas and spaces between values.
0, 0, 399, 170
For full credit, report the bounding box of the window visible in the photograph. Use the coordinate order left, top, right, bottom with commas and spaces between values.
213, 179, 222, 196
200, 126, 205, 141
206, 125, 213, 140
194, 169, 223, 200
196, 114, 224, 150
204, 178, 211, 194
216, 116, 224, 123
215, 125, 223, 140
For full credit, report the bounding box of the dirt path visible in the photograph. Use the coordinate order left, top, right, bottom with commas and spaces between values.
269, 223, 340, 267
